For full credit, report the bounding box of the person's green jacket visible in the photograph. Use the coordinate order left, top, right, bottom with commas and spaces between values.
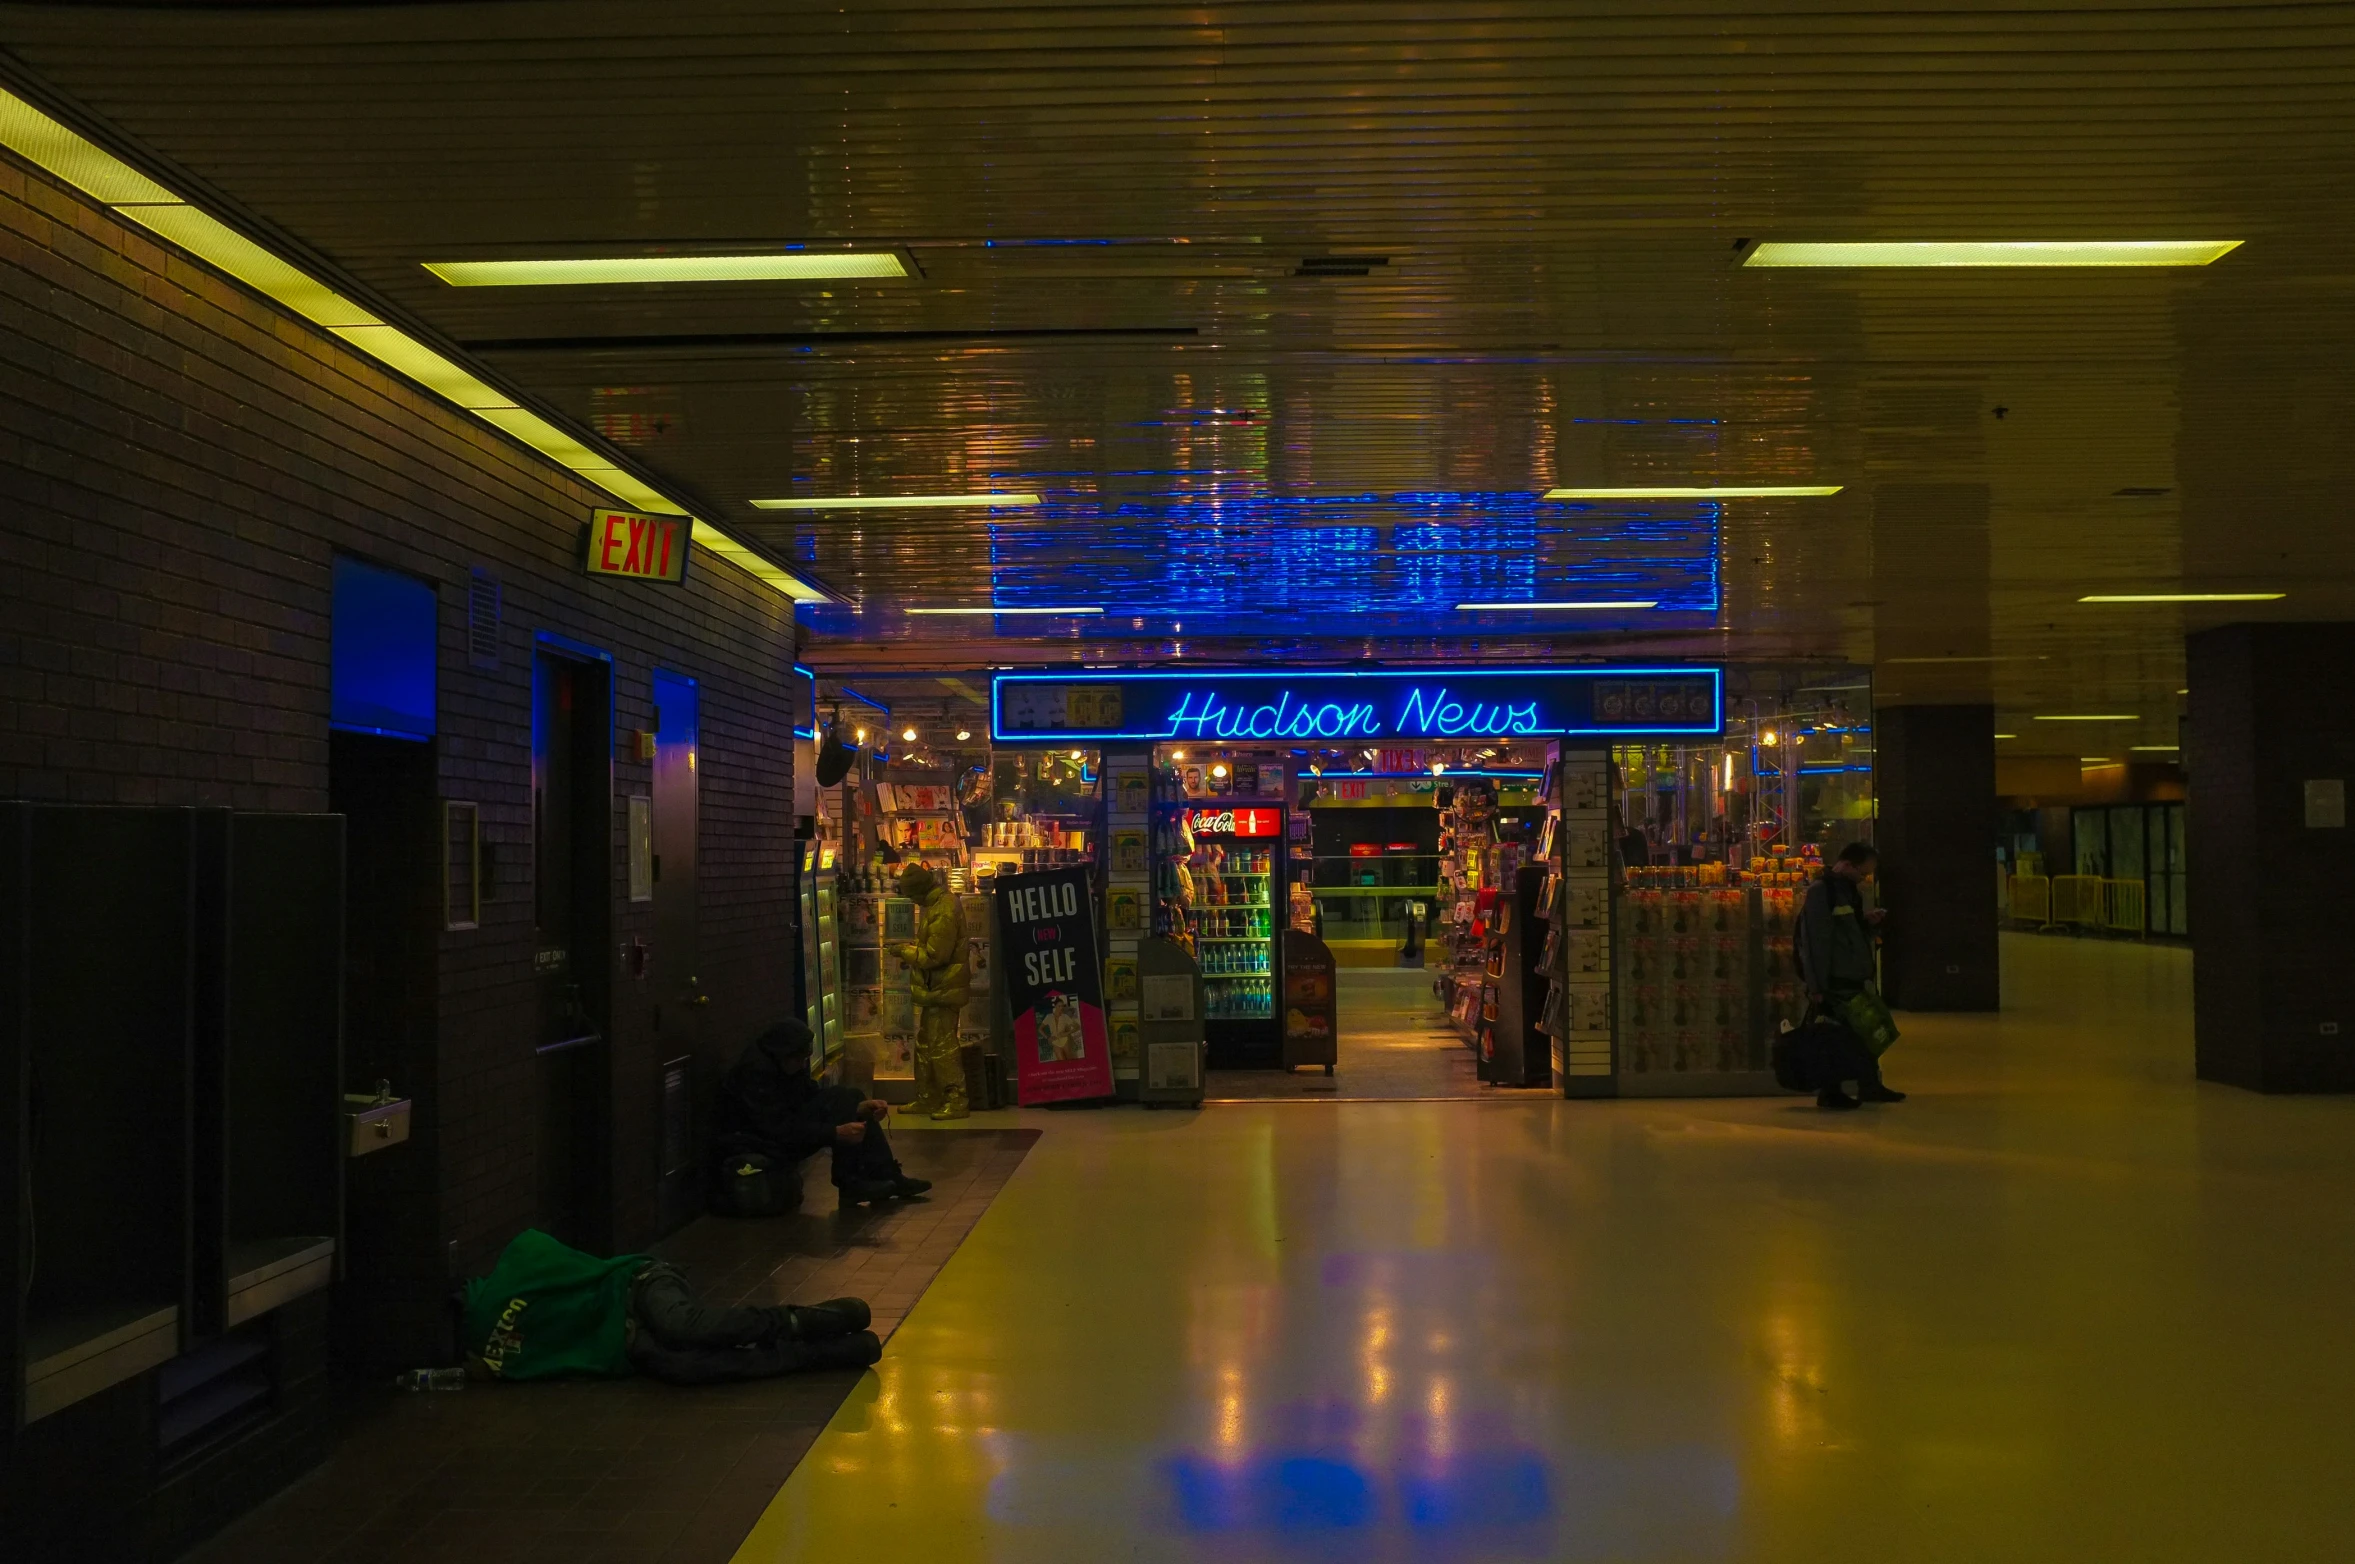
461, 1228, 650, 1380
894, 886, 970, 1007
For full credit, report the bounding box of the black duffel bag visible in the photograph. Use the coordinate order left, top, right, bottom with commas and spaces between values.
709, 1150, 804, 1219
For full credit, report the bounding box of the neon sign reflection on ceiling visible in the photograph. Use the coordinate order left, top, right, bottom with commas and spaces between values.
993, 668, 1721, 743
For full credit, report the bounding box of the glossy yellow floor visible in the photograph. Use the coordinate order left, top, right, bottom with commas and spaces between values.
737, 936, 2355, 1561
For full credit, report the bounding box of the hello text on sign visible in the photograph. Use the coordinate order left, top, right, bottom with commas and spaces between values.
584, 509, 691, 586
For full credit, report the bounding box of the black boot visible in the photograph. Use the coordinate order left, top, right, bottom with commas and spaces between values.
838, 1177, 900, 1207
788, 1330, 882, 1372
1817, 1086, 1861, 1110
1857, 1082, 1907, 1103
782, 1297, 872, 1341
888, 1174, 933, 1198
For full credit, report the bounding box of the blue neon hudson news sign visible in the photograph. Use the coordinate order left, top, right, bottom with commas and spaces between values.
991, 667, 1722, 744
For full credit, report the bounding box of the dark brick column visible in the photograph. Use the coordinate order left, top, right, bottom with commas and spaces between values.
2188, 623, 2355, 1092
1873, 704, 2000, 1010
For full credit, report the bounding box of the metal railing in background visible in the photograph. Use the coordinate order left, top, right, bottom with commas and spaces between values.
2008, 873, 2149, 936
2009, 873, 2051, 925
2051, 874, 2104, 927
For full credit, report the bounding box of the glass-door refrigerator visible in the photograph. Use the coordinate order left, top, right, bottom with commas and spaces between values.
1156, 800, 1286, 1069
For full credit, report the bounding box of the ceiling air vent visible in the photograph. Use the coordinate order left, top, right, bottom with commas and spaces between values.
1293, 255, 1390, 278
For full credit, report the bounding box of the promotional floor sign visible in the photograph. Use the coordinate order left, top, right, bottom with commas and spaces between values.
996, 866, 1113, 1104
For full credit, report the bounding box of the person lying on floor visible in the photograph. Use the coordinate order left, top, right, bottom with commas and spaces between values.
715, 1017, 935, 1208
461, 1228, 881, 1385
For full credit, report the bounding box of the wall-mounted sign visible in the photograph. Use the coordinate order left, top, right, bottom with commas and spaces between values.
1187, 806, 1280, 838
584, 508, 691, 586
993, 667, 1721, 744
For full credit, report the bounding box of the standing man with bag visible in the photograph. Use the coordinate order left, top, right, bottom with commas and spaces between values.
1795, 841, 1906, 1109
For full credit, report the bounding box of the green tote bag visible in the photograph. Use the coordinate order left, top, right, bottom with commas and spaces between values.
1839, 985, 1900, 1057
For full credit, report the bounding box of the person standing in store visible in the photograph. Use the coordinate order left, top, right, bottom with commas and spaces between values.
892, 863, 973, 1119
1795, 841, 1905, 1108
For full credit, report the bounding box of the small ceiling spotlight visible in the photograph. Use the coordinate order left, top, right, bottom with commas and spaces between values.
901, 727, 918, 743
854, 727, 867, 744
956, 729, 972, 741
1210, 763, 1230, 779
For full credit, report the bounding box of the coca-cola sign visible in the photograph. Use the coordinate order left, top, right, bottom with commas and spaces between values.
1187, 806, 1280, 838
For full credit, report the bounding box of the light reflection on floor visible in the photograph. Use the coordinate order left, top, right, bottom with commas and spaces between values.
735, 936, 2355, 1561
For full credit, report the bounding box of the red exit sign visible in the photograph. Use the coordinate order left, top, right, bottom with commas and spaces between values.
585, 508, 691, 585
1189, 806, 1280, 837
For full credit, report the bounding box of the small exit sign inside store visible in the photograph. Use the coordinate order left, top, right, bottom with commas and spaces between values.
584, 508, 691, 585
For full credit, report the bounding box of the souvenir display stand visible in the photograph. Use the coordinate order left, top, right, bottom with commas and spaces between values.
1136, 935, 1206, 1107
1101, 753, 1153, 1093
1549, 752, 1618, 1095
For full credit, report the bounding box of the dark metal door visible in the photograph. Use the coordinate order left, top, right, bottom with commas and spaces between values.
532, 651, 612, 1253
651, 671, 702, 1229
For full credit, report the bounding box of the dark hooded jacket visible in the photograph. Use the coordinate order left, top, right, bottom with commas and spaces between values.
713, 1019, 841, 1163
1795, 871, 1879, 998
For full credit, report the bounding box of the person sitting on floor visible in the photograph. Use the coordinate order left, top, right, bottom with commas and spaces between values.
461, 1227, 881, 1385
715, 1017, 934, 1208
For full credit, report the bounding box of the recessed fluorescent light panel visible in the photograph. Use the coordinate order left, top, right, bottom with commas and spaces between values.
904, 606, 1104, 616
1745, 240, 2241, 268
0, 84, 829, 603
424, 253, 907, 286
1544, 486, 1840, 500
2033, 714, 2138, 722
2078, 592, 2285, 603
2131, 745, 2183, 752
1454, 600, 1661, 611
753, 493, 1040, 511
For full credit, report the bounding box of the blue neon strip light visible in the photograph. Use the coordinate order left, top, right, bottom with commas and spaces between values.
791, 663, 818, 739
992, 667, 1722, 743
